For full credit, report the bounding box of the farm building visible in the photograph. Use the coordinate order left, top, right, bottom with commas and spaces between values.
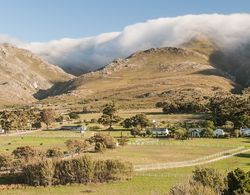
188, 128, 202, 137
213, 129, 225, 137
61, 125, 86, 132
152, 128, 169, 136
240, 128, 250, 137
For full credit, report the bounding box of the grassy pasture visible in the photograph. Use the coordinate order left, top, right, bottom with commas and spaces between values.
4, 151, 250, 195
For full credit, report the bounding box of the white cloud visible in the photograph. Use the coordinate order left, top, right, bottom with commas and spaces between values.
1, 13, 250, 74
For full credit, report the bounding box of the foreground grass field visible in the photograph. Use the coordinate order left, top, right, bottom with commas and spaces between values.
0, 129, 249, 195
4, 151, 250, 195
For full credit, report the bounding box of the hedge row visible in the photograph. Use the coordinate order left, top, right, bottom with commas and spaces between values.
22, 156, 133, 186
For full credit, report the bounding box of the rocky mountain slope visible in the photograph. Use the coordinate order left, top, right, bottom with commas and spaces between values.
41, 38, 238, 108
0, 44, 73, 105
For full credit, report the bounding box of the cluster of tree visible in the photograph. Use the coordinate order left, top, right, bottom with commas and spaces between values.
156, 100, 208, 114
98, 102, 121, 130
22, 156, 133, 186
0, 108, 56, 132
170, 167, 250, 195
209, 94, 250, 128
122, 114, 152, 137
87, 133, 118, 152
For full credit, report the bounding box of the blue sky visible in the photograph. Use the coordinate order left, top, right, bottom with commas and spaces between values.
0, 0, 249, 41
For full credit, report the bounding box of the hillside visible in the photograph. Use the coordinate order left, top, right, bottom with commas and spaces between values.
41, 38, 238, 109
0, 44, 74, 105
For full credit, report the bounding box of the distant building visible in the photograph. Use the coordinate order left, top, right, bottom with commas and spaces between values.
152, 128, 169, 136
188, 128, 202, 137
240, 128, 250, 137
0, 129, 5, 134
61, 125, 86, 132
213, 129, 225, 137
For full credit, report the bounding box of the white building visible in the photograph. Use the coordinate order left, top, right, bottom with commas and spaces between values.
0, 129, 5, 134
188, 128, 202, 137
240, 128, 250, 137
61, 125, 86, 132
213, 129, 225, 137
152, 128, 169, 136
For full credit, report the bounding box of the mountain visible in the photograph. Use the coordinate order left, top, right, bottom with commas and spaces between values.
41, 38, 238, 109
0, 44, 74, 105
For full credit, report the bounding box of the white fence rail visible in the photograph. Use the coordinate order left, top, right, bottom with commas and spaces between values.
134, 147, 245, 171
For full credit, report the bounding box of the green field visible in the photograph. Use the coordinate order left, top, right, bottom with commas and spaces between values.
0, 129, 249, 195
4, 151, 250, 195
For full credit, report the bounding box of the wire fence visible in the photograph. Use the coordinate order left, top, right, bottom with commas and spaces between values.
134, 146, 245, 171
128, 140, 243, 148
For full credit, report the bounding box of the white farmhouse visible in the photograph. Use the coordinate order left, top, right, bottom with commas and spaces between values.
240, 128, 250, 137
213, 129, 225, 137
188, 128, 202, 137
152, 128, 169, 136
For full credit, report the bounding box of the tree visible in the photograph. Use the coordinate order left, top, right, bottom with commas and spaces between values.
69, 112, 80, 120
40, 109, 55, 129
227, 168, 250, 194
98, 102, 121, 130
174, 128, 187, 140
209, 94, 249, 128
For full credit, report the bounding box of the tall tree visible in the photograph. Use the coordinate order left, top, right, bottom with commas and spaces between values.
98, 102, 121, 130
40, 109, 55, 129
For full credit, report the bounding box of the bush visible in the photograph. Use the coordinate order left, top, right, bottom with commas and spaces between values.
54, 156, 94, 185
46, 148, 64, 158
22, 155, 133, 186
227, 168, 250, 194
12, 146, 36, 162
192, 167, 226, 193
0, 154, 12, 171
69, 112, 80, 120
117, 136, 129, 146
22, 159, 55, 186
93, 159, 133, 182
65, 140, 89, 154
130, 129, 140, 137
88, 125, 102, 131
88, 133, 117, 151
169, 180, 217, 195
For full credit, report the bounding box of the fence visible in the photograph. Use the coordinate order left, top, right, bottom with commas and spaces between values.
128, 140, 243, 148
134, 146, 245, 171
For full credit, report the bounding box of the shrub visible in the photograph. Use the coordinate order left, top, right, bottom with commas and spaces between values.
22, 159, 55, 186
227, 168, 250, 194
65, 140, 89, 154
117, 136, 129, 146
12, 146, 36, 162
46, 148, 64, 158
88, 133, 117, 151
192, 167, 226, 193
55, 115, 64, 122
169, 180, 217, 195
95, 142, 106, 152
54, 156, 94, 185
0, 154, 12, 171
93, 159, 133, 182
88, 125, 102, 131
69, 112, 80, 120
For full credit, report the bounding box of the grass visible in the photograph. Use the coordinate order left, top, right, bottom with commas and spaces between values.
4, 151, 250, 195
89, 144, 229, 164
0, 129, 249, 194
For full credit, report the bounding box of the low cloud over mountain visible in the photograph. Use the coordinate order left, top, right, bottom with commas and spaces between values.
1, 14, 250, 75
